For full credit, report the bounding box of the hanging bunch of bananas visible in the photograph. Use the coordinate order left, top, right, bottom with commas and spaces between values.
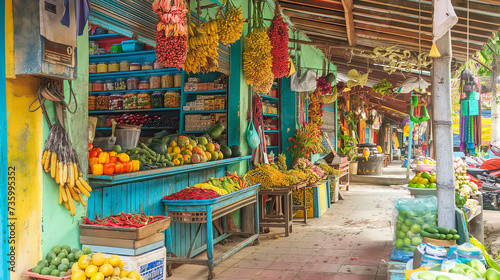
200, 19, 219, 73
216, 0, 244, 44
184, 21, 210, 74
253, 72, 274, 94
243, 0, 272, 86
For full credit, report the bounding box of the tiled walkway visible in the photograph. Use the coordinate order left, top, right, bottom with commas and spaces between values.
168, 184, 410, 280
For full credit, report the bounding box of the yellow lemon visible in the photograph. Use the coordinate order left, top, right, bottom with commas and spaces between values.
104, 257, 110, 264
90, 272, 105, 280
118, 261, 124, 270
430, 176, 437, 183
78, 255, 92, 270
128, 271, 141, 279
120, 269, 130, 278
99, 263, 114, 277
418, 161, 424, 165
112, 266, 121, 276
109, 255, 121, 267
91, 252, 105, 267
71, 270, 86, 280
71, 262, 83, 274
85, 264, 98, 278
206, 143, 215, 152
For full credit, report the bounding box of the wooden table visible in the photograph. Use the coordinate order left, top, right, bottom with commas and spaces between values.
331, 162, 350, 199
258, 182, 307, 237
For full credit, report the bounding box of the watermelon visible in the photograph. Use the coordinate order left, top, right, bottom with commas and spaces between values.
207, 123, 224, 140
220, 145, 232, 158
230, 145, 242, 157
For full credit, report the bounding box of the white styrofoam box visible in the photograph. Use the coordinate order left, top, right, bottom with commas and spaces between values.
104, 247, 166, 280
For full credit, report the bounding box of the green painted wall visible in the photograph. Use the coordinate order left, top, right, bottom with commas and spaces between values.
41, 31, 89, 255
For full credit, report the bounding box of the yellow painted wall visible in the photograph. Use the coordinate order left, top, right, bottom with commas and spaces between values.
6, 2, 44, 277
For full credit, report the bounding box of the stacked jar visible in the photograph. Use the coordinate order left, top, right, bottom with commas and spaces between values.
174, 74, 182, 88
127, 77, 140, 90
137, 92, 151, 109
104, 80, 114, 91
109, 92, 124, 110
97, 62, 108, 73
139, 80, 150, 90
164, 92, 180, 108
108, 61, 120, 72
123, 93, 137, 109
88, 96, 97, 111
162, 74, 173, 88
150, 76, 161, 89
151, 91, 164, 108
93, 80, 104, 92
115, 78, 127, 90
97, 93, 110, 110
110, 44, 122, 54
142, 62, 154, 70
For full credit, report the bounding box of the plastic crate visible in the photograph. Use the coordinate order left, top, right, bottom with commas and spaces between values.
22, 269, 71, 280
121, 40, 145, 52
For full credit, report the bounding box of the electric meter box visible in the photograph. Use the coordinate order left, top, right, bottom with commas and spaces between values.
13, 0, 78, 80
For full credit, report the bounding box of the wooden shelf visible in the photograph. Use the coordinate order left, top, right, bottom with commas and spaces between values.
89, 108, 181, 114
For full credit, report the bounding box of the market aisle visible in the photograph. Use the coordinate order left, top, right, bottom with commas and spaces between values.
168, 184, 410, 280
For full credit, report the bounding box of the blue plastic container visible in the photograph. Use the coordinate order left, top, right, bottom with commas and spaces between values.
121, 40, 145, 52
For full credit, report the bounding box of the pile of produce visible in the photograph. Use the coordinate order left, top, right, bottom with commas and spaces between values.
201, 19, 219, 72
108, 114, 179, 128
246, 164, 287, 190
30, 245, 91, 277
89, 147, 140, 175
184, 19, 210, 74
72, 252, 142, 280
276, 153, 287, 171
394, 208, 436, 253
372, 78, 393, 96
267, 6, 289, 78
164, 188, 221, 200
246, 159, 322, 189
318, 163, 342, 177
282, 169, 310, 186
292, 158, 325, 184
216, 0, 244, 44
42, 123, 92, 216
418, 158, 436, 165
253, 72, 274, 94
419, 226, 459, 241
243, 0, 272, 86
153, 0, 188, 68
125, 143, 176, 168
417, 260, 500, 279
408, 171, 437, 189
454, 157, 478, 195
83, 212, 165, 228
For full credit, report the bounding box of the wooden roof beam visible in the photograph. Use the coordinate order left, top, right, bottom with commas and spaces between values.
341, 0, 357, 46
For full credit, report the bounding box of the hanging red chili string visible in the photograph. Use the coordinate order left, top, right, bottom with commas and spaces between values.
267, 6, 289, 78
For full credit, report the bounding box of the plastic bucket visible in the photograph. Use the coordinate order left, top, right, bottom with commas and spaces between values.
115, 129, 141, 149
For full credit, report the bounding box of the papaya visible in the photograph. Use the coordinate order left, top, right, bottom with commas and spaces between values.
220, 145, 232, 158
207, 123, 224, 140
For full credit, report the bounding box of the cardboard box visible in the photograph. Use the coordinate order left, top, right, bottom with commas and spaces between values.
105, 247, 166, 280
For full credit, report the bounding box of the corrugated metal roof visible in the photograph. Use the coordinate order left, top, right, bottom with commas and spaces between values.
89, 0, 157, 46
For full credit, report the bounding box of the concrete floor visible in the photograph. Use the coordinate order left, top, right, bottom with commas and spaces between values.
351, 161, 413, 186
168, 184, 411, 280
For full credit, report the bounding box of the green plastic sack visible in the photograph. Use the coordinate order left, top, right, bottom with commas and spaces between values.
391, 196, 438, 262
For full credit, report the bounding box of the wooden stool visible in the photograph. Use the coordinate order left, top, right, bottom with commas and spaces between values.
258, 189, 293, 236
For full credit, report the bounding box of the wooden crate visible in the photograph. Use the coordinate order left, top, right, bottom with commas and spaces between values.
80, 232, 165, 249
79, 217, 171, 240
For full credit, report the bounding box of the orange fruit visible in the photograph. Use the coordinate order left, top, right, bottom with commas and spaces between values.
99, 263, 114, 277
90, 272, 105, 280
205, 152, 211, 161
71, 270, 86, 280
91, 252, 105, 267
85, 264, 98, 278
109, 255, 121, 267
128, 270, 141, 280
78, 255, 91, 270
120, 269, 130, 278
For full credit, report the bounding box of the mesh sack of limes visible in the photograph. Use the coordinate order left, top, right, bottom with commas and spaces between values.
391, 196, 438, 262
28, 244, 144, 280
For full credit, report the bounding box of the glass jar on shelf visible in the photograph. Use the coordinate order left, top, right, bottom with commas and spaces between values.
88, 96, 97, 111
114, 78, 127, 90
96, 93, 110, 111
95, 48, 108, 55
151, 91, 164, 108
139, 80, 150, 90
97, 62, 108, 73
173, 74, 182, 88
89, 41, 99, 55
150, 76, 161, 89
93, 80, 104, 92
123, 93, 137, 109
110, 43, 122, 54
109, 92, 124, 110
89, 63, 97, 74
108, 61, 119, 72
164, 91, 180, 108
137, 92, 151, 109
130, 62, 141, 71
119, 61, 130, 72
89, 82, 93, 92
161, 74, 173, 88
126, 77, 140, 90
142, 62, 154, 70
154, 61, 164, 69
104, 80, 115, 91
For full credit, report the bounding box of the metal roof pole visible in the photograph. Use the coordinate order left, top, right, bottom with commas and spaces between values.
432, 30, 456, 229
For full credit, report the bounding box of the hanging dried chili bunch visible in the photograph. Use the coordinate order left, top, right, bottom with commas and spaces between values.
216, 0, 244, 44
267, 5, 289, 78
153, 0, 188, 68
243, 0, 273, 86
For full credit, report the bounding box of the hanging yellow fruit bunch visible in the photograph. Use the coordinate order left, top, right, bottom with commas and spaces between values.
253, 71, 274, 94
201, 19, 219, 73
184, 20, 210, 74
243, 0, 272, 86
216, 0, 244, 44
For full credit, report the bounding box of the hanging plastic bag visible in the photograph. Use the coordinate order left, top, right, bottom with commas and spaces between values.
246, 121, 260, 150
290, 70, 317, 92
391, 196, 438, 262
